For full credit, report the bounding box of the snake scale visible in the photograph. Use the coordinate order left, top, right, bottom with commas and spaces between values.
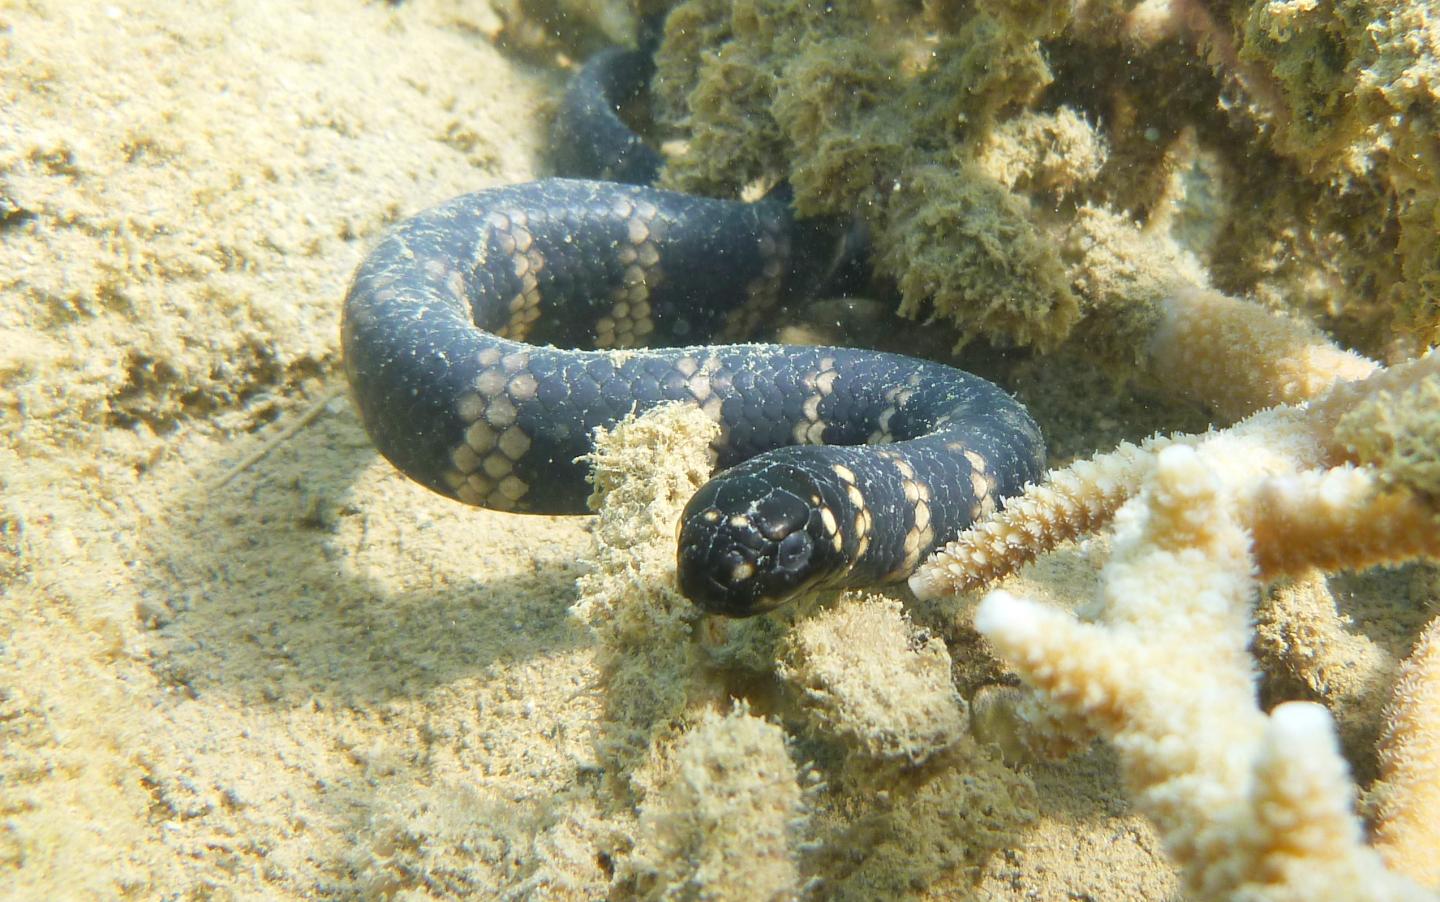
341, 42, 1046, 617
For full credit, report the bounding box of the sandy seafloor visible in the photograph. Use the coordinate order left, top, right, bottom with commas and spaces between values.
3, 1, 1420, 899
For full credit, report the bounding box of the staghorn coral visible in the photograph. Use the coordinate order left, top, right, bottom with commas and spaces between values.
1372, 614, 1440, 889
972, 446, 1435, 901
910, 351, 1440, 896
912, 351, 1439, 600
908, 436, 1157, 599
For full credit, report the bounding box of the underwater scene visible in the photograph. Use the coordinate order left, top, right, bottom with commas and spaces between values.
2, 0, 1438, 898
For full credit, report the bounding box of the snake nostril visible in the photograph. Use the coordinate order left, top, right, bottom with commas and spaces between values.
720, 548, 755, 584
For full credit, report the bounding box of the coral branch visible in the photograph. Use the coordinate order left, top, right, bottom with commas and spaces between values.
1328, 352, 1440, 494
1149, 287, 1377, 421
909, 438, 1159, 599
974, 446, 1435, 900
1242, 702, 1427, 902
1310, 350, 1440, 458
1243, 468, 1440, 578
914, 354, 1438, 600
1373, 615, 1440, 888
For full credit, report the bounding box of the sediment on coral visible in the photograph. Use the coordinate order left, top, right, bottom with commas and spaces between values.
1252, 571, 1397, 781
1331, 365, 1440, 497
621, 704, 808, 900
654, 0, 1082, 352
779, 594, 967, 768
570, 402, 724, 801
881, 163, 1080, 351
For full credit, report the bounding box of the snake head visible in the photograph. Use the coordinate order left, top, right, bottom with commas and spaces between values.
677, 462, 842, 617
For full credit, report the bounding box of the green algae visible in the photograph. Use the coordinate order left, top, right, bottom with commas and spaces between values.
645, 0, 1440, 361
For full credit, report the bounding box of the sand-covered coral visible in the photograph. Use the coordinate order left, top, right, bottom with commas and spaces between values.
881, 163, 1081, 351
1333, 367, 1440, 497
571, 402, 722, 799
652, 0, 1083, 352
1232, 0, 1440, 346
1252, 572, 1397, 777
572, 406, 1041, 896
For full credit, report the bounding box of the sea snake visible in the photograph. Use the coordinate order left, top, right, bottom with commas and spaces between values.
341, 43, 1046, 617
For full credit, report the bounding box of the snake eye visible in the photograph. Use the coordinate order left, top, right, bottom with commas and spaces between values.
776, 531, 812, 573
756, 492, 808, 541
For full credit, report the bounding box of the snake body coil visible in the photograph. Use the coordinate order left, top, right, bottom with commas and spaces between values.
342, 48, 1045, 616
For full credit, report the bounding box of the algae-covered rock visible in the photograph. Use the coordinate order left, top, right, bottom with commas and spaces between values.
624, 705, 806, 901
651, 0, 1440, 358
780, 594, 968, 765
